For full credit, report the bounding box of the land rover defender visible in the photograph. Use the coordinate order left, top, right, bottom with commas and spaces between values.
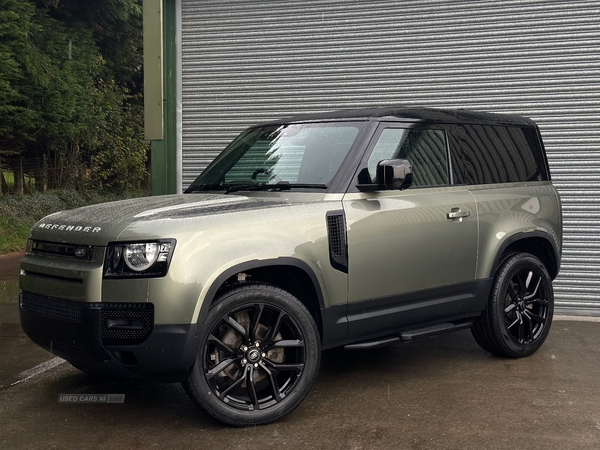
20, 106, 562, 426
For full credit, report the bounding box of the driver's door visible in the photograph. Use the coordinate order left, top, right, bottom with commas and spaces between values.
343, 124, 478, 339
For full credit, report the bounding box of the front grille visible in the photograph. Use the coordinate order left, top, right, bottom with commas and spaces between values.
22, 293, 155, 346
29, 240, 93, 261
101, 303, 154, 344
21, 292, 84, 323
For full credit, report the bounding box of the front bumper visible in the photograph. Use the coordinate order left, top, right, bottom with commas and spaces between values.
19, 291, 200, 381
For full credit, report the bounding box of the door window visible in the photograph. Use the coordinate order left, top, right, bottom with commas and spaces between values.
366, 128, 450, 187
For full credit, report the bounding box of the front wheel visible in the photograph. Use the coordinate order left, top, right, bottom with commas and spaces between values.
183, 284, 320, 426
472, 252, 554, 358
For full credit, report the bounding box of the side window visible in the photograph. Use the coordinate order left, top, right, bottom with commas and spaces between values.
456, 125, 548, 184
367, 129, 408, 180
366, 128, 449, 187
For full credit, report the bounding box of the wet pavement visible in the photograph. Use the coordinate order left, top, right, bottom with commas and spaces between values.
1, 252, 600, 449
1, 252, 61, 391
0, 251, 24, 282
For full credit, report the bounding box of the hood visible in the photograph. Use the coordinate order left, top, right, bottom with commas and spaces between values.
29, 193, 289, 246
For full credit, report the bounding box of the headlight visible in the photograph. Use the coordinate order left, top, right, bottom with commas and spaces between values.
125, 243, 159, 271
104, 240, 176, 278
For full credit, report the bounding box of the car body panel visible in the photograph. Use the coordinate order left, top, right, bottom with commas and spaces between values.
469, 182, 562, 280
344, 186, 478, 302
343, 186, 478, 338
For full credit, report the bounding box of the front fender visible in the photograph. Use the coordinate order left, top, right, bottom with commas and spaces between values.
192, 257, 328, 325
144, 203, 347, 325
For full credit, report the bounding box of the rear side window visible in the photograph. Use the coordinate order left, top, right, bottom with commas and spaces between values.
454, 125, 548, 185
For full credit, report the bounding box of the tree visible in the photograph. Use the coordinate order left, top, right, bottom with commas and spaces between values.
0, 0, 147, 193
0, 0, 43, 155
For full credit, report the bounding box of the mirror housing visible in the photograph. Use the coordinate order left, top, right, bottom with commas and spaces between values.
377, 159, 412, 190
356, 159, 412, 191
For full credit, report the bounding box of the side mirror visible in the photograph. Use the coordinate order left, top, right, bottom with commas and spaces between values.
377, 159, 412, 190
356, 159, 413, 191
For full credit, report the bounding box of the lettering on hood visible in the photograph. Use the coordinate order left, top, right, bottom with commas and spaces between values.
37, 223, 102, 233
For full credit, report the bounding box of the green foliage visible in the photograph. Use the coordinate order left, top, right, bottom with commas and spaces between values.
0, 188, 149, 253
0, 0, 147, 192
0, 0, 40, 152
0, 214, 30, 253
86, 89, 148, 190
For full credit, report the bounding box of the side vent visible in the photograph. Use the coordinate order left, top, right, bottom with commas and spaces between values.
326, 210, 348, 273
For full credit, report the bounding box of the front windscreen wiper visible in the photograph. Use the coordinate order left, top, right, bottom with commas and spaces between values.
226, 182, 328, 193
186, 182, 328, 194
185, 183, 229, 193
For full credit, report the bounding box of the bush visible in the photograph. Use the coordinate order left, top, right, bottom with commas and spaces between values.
0, 189, 149, 254
0, 0, 147, 194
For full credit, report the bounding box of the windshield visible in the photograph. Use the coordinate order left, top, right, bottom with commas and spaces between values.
186, 123, 362, 192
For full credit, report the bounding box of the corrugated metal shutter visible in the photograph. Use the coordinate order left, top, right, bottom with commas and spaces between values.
180, 0, 600, 315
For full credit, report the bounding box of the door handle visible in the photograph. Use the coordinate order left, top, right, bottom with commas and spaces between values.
446, 208, 471, 220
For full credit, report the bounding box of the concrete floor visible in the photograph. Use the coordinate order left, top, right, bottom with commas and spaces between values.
1, 251, 600, 449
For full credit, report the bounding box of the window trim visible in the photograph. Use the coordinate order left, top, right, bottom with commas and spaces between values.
347, 122, 455, 193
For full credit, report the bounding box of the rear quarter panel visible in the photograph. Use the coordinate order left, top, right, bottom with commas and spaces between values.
469, 182, 562, 279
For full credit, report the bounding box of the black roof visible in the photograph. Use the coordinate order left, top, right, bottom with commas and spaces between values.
262, 106, 536, 127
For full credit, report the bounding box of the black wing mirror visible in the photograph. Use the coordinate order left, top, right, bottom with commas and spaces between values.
357, 159, 413, 191
377, 159, 412, 190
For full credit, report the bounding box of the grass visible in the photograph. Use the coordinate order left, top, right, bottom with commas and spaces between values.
0, 189, 150, 255
2, 170, 14, 186
0, 215, 30, 254
1, 170, 39, 193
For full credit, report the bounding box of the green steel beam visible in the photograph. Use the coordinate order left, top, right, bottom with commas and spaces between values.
143, 0, 163, 141
148, 0, 178, 195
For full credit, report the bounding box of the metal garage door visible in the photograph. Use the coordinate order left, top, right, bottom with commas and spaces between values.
180, 0, 600, 315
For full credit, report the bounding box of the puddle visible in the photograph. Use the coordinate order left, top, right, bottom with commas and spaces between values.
0, 282, 20, 304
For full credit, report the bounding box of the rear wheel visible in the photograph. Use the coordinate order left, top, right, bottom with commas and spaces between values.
183, 284, 320, 426
472, 252, 554, 358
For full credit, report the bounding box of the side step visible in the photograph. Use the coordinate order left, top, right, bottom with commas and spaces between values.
343, 320, 473, 350
398, 320, 473, 341
344, 336, 400, 350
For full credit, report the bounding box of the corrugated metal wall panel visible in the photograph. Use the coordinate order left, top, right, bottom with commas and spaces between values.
180, 0, 600, 314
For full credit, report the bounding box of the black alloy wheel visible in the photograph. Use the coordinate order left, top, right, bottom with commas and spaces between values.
503, 264, 551, 345
184, 284, 320, 426
472, 252, 554, 358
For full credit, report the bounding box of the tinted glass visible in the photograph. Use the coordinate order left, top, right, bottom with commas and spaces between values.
456, 125, 548, 184
366, 128, 449, 187
188, 123, 361, 188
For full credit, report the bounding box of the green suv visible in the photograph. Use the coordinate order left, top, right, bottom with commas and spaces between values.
20, 107, 562, 426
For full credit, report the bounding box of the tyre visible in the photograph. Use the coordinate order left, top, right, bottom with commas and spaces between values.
472, 252, 554, 358
183, 283, 321, 426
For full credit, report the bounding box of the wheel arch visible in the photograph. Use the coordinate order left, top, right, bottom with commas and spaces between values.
472, 250, 555, 358
488, 231, 560, 280
196, 258, 326, 339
